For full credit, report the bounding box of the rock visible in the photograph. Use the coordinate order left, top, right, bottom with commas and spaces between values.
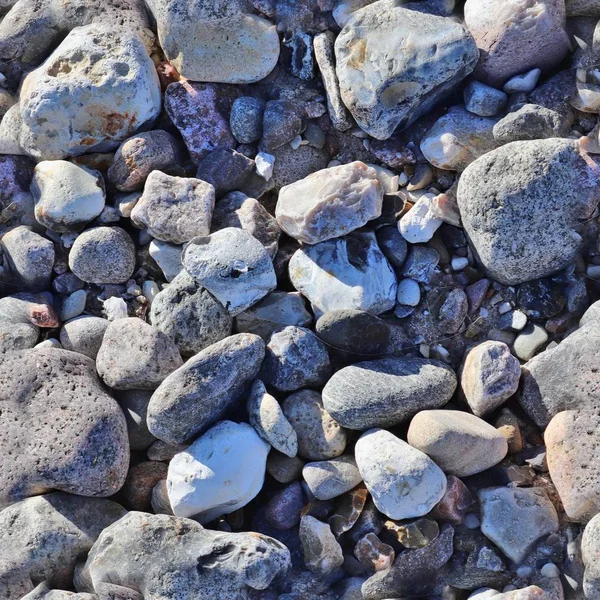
289, 230, 397, 318
282, 389, 348, 460
150, 270, 232, 356
195, 149, 255, 196
421, 108, 498, 171
457, 139, 600, 285
504, 68, 542, 93
96, 317, 182, 390
497, 310, 528, 332
247, 379, 298, 458
303, 455, 362, 500
167, 420, 270, 522
19, 24, 161, 159
464, 0, 570, 87
407, 410, 508, 476
335, 0, 479, 139
262, 99, 306, 152
0, 349, 129, 507
386, 517, 440, 549
260, 326, 331, 391
492, 104, 569, 144
461, 341, 521, 417
0, 493, 125, 600
116, 389, 156, 452
59, 316, 109, 360
267, 452, 306, 484
265, 481, 305, 530
148, 240, 183, 282
147, 333, 265, 444
401, 245, 440, 284
19, 582, 98, 600
431, 475, 474, 524
31, 161, 105, 233
271, 143, 329, 190
396, 278, 421, 307
329, 485, 370, 537
0, 156, 35, 228
60, 290, 86, 322
377, 225, 408, 268
464, 81, 508, 117
68, 227, 136, 285
399, 194, 443, 245
355, 533, 395, 572
182, 227, 277, 316
276, 161, 382, 244
0, 321, 38, 353
479, 487, 559, 563
355, 428, 447, 520
582, 513, 600, 600
322, 357, 457, 430
107, 130, 181, 192
299, 515, 344, 575
513, 324, 548, 362
76, 512, 290, 599
149, 0, 279, 83
164, 81, 238, 163
230, 97, 265, 143
122, 461, 168, 511
517, 277, 566, 319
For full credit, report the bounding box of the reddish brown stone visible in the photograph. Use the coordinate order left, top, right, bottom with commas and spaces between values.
122, 461, 168, 511
354, 532, 395, 572
429, 474, 473, 524
328, 484, 368, 537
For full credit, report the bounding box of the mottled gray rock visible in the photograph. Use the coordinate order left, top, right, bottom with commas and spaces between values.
335, 0, 478, 139
147, 333, 265, 444
0, 292, 58, 329
19, 582, 97, 600
0, 493, 125, 600
0, 349, 129, 507
582, 513, 600, 600
567, 0, 600, 15
300, 515, 344, 575
76, 512, 290, 599
492, 104, 569, 144
60, 290, 86, 322
271, 143, 329, 190
457, 139, 600, 285
116, 389, 156, 452
195, 149, 255, 196
261, 99, 306, 153
68, 227, 136, 285
0, 156, 35, 228
322, 357, 457, 430
401, 245, 439, 284
59, 316, 108, 360
0, 321, 38, 352
303, 455, 362, 500
183, 227, 277, 316
150, 270, 232, 356
479, 487, 559, 563
265, 481, 305, 530
267, 452, 306, 483
96, 317, 182, 390
230, 96, 265, 143
464, 81, 508, 117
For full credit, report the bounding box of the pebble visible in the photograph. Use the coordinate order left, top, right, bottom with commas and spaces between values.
464, 81, 508, 117
503, 69, 542, 94
122, 461, 168, 511
255, 152, 275, 180
452, 256, 470, 271
582, 513, 600, 599
267, 452, 306, 484
399, 193, 443, 243
299, 515, 344, 575
102, 296, 128, 321
497, 310, 528, 332
401, 245, 440, 284
396, 278, 421, 306
195, 149, 255, 196
354, 533, 395, 572
513, 324, 548, 361
265, 481, 305, 530
492, 104, 569, 144
148, 239, 183, 282
516, 277, 566, 320
60, 289, 87, 322
303, 455, 363, 500
262, 99, 306, 153
115, 389, 156, 452
230, 97, 265, 144
431, 474, 474, 524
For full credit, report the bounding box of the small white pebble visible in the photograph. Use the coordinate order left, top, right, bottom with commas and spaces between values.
34, 338, 62, 350
255, 152, 275, 180
516, 566, 533, 578
397, 278, 421, 306
464, 513, 480, 529
127, 281, 142, 296
498, 301, 512, 315
541, 563, 560, 578
503, 68, 541, 94
289, 135, 303, 149
398, 171, 409, 186
327, 159, 342, 168
451, 256, 469, 271
103, 296, 128, 321
143, 280, 160, 305
419, 344, 430, 358
399, 194, 443, 243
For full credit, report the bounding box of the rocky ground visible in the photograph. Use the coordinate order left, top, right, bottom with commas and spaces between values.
2, 0, 600, 599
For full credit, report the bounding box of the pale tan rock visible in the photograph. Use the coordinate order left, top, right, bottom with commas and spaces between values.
299, 515, 344, 575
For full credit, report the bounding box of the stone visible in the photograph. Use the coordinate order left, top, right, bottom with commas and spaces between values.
464, 0, 570, 87
0, 321, 38, 353
76, 512, 290, 599
247, 379, 298, 458
59, 315, 109, 360
195, 149, 255, 196
303, 455, 363, 500
464, 81, 508, 117
150, 270, 232, 356
335, 0, 479, 139
401, 245, 440, 284
260, 326, 331, 392
0, 349, 129, 507
355, 533, 395, 572
108, 130, 181, 192
276, 161, 383, 244
457, 139, 600, 285
31, 161, 105, 233
267, 452, 306, 483
407, 410, 508, 476
497, 310, 528, 332
68, 227, 136, 285
387, 517, 440, 549
122, 461, 168, 511
96, 317, 183, 390
504, 68, 542, 93
582, 513, 600, 600
60, 290, 86, 322
271, 143, 329, 190
0, 493, 125, 600
149, 0, 279, 84
329, 485, 370, 537
147, 333, 265, 444
516, 277, 566, 320
322, 357, 457, 430
19, 24, 161, 159
355, 428, 447, 520
513, 324, 548, 362
230, 97, 265, 143
116, 389, 156, 451
399, 193, 443, 244
19, 583, 98, 600
265, 481, 305, 530
289, 230, 397, 318
182, 227, 277, 316
479, 487, 559, 563
421, 108, 498, 171
430, 475, 474, 524
148, 240, 183, 282
282, 389, 348, 460
262, 99, 306, 152
492, 104, 569, 144
167, 420, 270, 523
0, 156, 35, 228
299, 515, 344, 575
461, 341, 521, 417
396, 278, 421, 307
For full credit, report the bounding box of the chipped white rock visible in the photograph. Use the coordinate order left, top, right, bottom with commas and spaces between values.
367, 163, 399, 193
503, 69, 542, 94
167, 420, 270, 523
399, 194, 443, 243
148, 240, 183, 282
276, 161, 383, 245
396, 278, 421, 307
102, 297, 128, 321
255, 152, 275, 180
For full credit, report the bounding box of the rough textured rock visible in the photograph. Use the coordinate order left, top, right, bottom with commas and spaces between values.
457, 139, 600, 285
147, 333, 265, 444
230, 96, 265, 143
582, 513, 600, 600
299, 515, 344, 575
322, 357, 457, 430
148, 239, 183, 282
59, 315, 109, 360
0, 156, 35, 228
335, 0, 479, 139
303, 455, 363, 500
0, 349, 129, 507
265, 481, 305, 530
492, 104, 569, 143
122, 461, 168, 511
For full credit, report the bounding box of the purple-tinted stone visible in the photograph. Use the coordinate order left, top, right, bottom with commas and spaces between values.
265, 481, 306, 530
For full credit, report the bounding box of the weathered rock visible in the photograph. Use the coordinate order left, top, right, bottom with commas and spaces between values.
116, 389, 156, 452
261, 99, 306, 152
329, 485, 370, 537
582, 513, 600, 600
398, 193, 443, 244
167, 420, 270, 523
148, 239, 183, 282
271, 143, 329, 190
335, 0, 479, 138
18, 582, 98, 600
355, 428, 447, 520
122, 461, 168, 511
513, 323, 548, 361
457, 139, 600, 285
147, 333, 265, 444
464, 81, 508, 117
385, 517, 440, 549
59, 316, 108, 360
430, 474, 474, 524
303, 455, 362, 500
230, 96, 265, 143
195, 149, 255, 196
355, 532, 395, 572
492, 104, 569, 144
0, 349, 129, 507
299, 515, 344, 575
265, 481, 305, 530
322, 357, 456, 430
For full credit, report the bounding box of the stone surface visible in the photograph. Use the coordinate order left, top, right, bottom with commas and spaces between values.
430, 474, 474, 524
299, 515, 344, 575
303, 455, 363, 500
464, 81, 508, 117
116, 389, 156, 452
167, 420, 270, 523
230, 96, 265, 143
355, 532, 395, 572
335, 0, 479, 138
407, 410, 508, 477
261, 99, 305, 153
195, 149, 255, 196
148, 239, 183, 282
148, 333, 265, 444
387, 517, 440, 549
322, 357, 457, 430
492, 104, 569, 144
59, 316, 109, 360
513, 324, 548, 361
122, 461, 168, 511
265, 481, 305, 530
355, 428, 447, 520
582, 513, 600, 600
267, 452, 305, 484
0, 349, 129, 507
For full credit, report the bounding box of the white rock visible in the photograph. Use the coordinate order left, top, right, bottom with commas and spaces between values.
503, 69, 542, 94
276, 161, 383, 245
167, 420, 270, 523
367, 163, 399, 193
399, 194, 444, 243
452, 256, 469, 271
355, 428, 447, 520
143, 281, 160, 305
396, 278, 421, 307
149, 240, 183, 283
102, 297, 128, 321
255, 152, 275, 180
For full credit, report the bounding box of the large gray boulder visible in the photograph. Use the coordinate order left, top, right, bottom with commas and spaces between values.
457, 139, 600, 285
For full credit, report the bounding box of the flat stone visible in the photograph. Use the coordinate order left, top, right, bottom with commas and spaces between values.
303, 455, 363, 500
464, 81, 508, 117
513, 324, 548, 362
196, 149, 255, 196
387, 517, 440, 549
59, 315, 109, 360
401, 245, 440, 284
299, 515, 344, 575
492, 104, 569, 144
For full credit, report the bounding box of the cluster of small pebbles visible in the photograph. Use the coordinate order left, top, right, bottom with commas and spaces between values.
3, 0, 600, 599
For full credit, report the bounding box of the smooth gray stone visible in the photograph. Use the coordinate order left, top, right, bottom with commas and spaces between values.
492, 104, 569, 144
302, 455, 362, 500
59, 316, 109, 360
